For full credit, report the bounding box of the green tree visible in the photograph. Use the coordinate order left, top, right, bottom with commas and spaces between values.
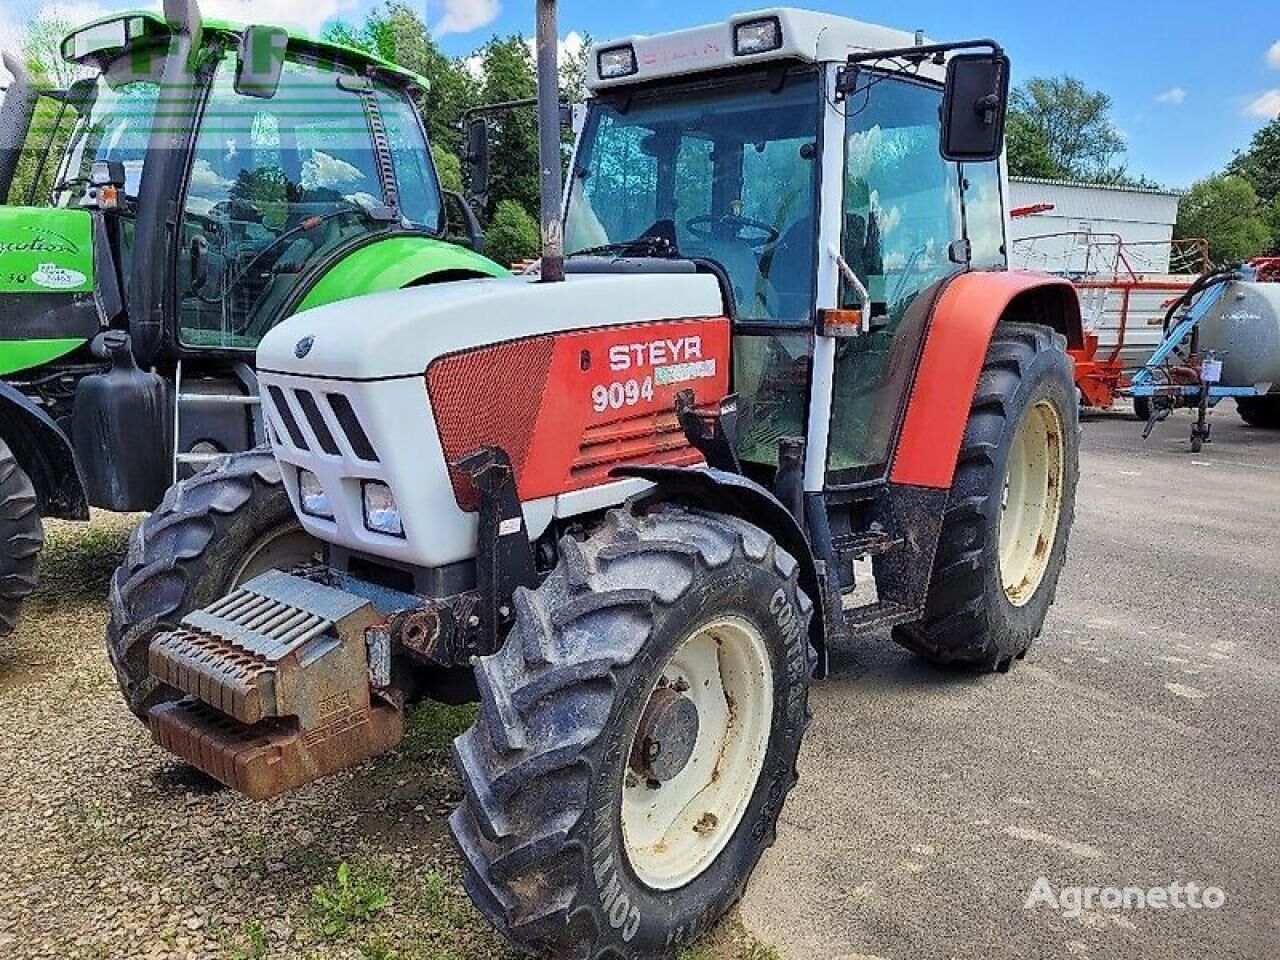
1265, 196, 1280, 255
480, 36, 540, 220
1228, 117, 1280, 212
323, 3, 478, 156
7, 17, 83, 205
1009, 75, 1126, 181
1006, 113, 1066, 179
432, 144, 463, 193
1175, 174, 1271, 265
484, 199, 540, 266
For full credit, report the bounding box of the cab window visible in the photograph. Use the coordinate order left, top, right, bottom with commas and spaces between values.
828, 76, 965, 482
177, 60, 401, 350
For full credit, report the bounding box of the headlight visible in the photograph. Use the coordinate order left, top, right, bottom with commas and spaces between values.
362, 481, 404, 538
734, 17, 783, 56
298, 469, 333, 520
597, 45, 637, 79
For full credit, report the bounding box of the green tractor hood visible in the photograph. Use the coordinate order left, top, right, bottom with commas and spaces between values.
0, 207, 101, 376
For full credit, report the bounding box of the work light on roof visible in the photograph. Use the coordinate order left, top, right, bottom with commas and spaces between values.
597, 45, 638, 79
734, 17, 783, 56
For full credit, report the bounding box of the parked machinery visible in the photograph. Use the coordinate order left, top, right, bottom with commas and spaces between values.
1128, 265, 1280, 449
0, 0, 503, 638
109, 7, 1083, 958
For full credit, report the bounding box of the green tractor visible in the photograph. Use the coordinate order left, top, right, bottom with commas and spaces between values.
0, 0, 505, 637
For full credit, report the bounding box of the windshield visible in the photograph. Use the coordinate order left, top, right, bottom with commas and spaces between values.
176, 60, 443, 350
53, 62, 161, 204
566, 72, 821, 323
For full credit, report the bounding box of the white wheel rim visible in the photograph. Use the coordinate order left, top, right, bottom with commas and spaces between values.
621, 616, 774, 891
999, 399, 1065, 607
230, 525, 319, 587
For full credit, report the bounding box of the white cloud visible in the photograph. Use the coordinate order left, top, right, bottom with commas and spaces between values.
1155, 87, 1186, 105
302, 149, 366, 189
1246, 89, 1280, 119
523, 30, 585, 64
463, 32, 585, 83
1267, 40, 1280, 70
434, 0, 501, 38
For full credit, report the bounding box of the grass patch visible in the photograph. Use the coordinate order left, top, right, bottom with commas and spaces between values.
312, 862, 392, 936
227, 920, 269, 960
398, 701, 478, 765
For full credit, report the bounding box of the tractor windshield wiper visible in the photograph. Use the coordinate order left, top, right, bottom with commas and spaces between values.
569, 236, 678, 259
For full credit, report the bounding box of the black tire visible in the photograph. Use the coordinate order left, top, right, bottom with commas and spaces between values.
894, 323, 1079, 671
1133, 396, 1151, 422
0, 438, 43, 638
107, 449, 319, 718
451, 505, 814, 959
1238, 396, 1280, 429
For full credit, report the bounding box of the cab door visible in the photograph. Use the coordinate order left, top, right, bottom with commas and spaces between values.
824, 75, 969, 486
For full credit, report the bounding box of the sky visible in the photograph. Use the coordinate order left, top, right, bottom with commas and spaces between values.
3, 0, 1279, 188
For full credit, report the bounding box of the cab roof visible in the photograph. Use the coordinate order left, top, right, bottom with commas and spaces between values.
587, 7, 941, 91
61, 10, 429, 89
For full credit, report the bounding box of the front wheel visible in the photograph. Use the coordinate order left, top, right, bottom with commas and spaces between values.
894, 323, 1080, 670
107, 449, 320, 718
451, 505, 814, 958
0, 438, 42, 637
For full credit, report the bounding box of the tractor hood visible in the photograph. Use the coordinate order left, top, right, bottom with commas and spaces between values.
257, 271, 727, 381
0, 207, 102, 375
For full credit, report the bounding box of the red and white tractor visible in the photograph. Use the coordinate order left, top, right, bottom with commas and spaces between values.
107, 6, 1082, 958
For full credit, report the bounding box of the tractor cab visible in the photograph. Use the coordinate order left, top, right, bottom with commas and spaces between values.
2, 8, 476, 363
561, 13, 1013, 484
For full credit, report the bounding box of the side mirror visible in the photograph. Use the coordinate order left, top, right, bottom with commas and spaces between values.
465, 116, 490, 209
444, 190, 486, 253
234, 25, 288, 99
940, 52, 1011, 162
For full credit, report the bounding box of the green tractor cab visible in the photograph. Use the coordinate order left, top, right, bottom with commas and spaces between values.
0, 0, 506, 637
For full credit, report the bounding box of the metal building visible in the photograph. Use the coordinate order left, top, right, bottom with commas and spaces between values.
1008, 177, 1191, 368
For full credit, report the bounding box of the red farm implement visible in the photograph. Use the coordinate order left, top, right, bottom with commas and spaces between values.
1010, 232, 1211, 410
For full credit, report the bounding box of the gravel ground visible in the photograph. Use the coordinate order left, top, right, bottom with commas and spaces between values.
740, 407, 1280, 959
0, 519, 769, 960
4, 407, 1274, 960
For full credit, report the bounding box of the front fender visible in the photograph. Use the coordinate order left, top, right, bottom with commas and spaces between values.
296, 235, 508, 314
0, 381, 88, 519
891, 271, 1083, 490
615, 464, 827, 677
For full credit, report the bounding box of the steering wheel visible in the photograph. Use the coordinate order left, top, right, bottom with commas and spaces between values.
684, 214, 779, 250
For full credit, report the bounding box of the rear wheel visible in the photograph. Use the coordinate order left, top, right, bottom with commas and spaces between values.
0, 438, 42, 638
107, 449, 320, 718
1238, 396, 1280, 428
894, 323, 1079, 670
451, 505, 813, 959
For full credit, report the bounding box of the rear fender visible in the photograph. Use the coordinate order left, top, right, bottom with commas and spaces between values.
0, 381, 88, 519
891, 272, 1083, 490
615, 464, 827, 675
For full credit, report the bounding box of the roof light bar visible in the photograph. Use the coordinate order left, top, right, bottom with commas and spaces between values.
734, 17, 783, 56
597, 45, 638, 79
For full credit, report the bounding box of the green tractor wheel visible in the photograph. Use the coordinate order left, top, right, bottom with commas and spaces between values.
0, 437, 43, 638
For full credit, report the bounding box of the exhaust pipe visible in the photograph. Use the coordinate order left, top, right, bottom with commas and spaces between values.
535, 0, 565, 283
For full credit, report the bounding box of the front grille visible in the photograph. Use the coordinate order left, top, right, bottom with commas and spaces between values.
296, 390, 340, 455
267, 386, 307, 450
264, 386, 380, 463
327, 393, 378, 462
